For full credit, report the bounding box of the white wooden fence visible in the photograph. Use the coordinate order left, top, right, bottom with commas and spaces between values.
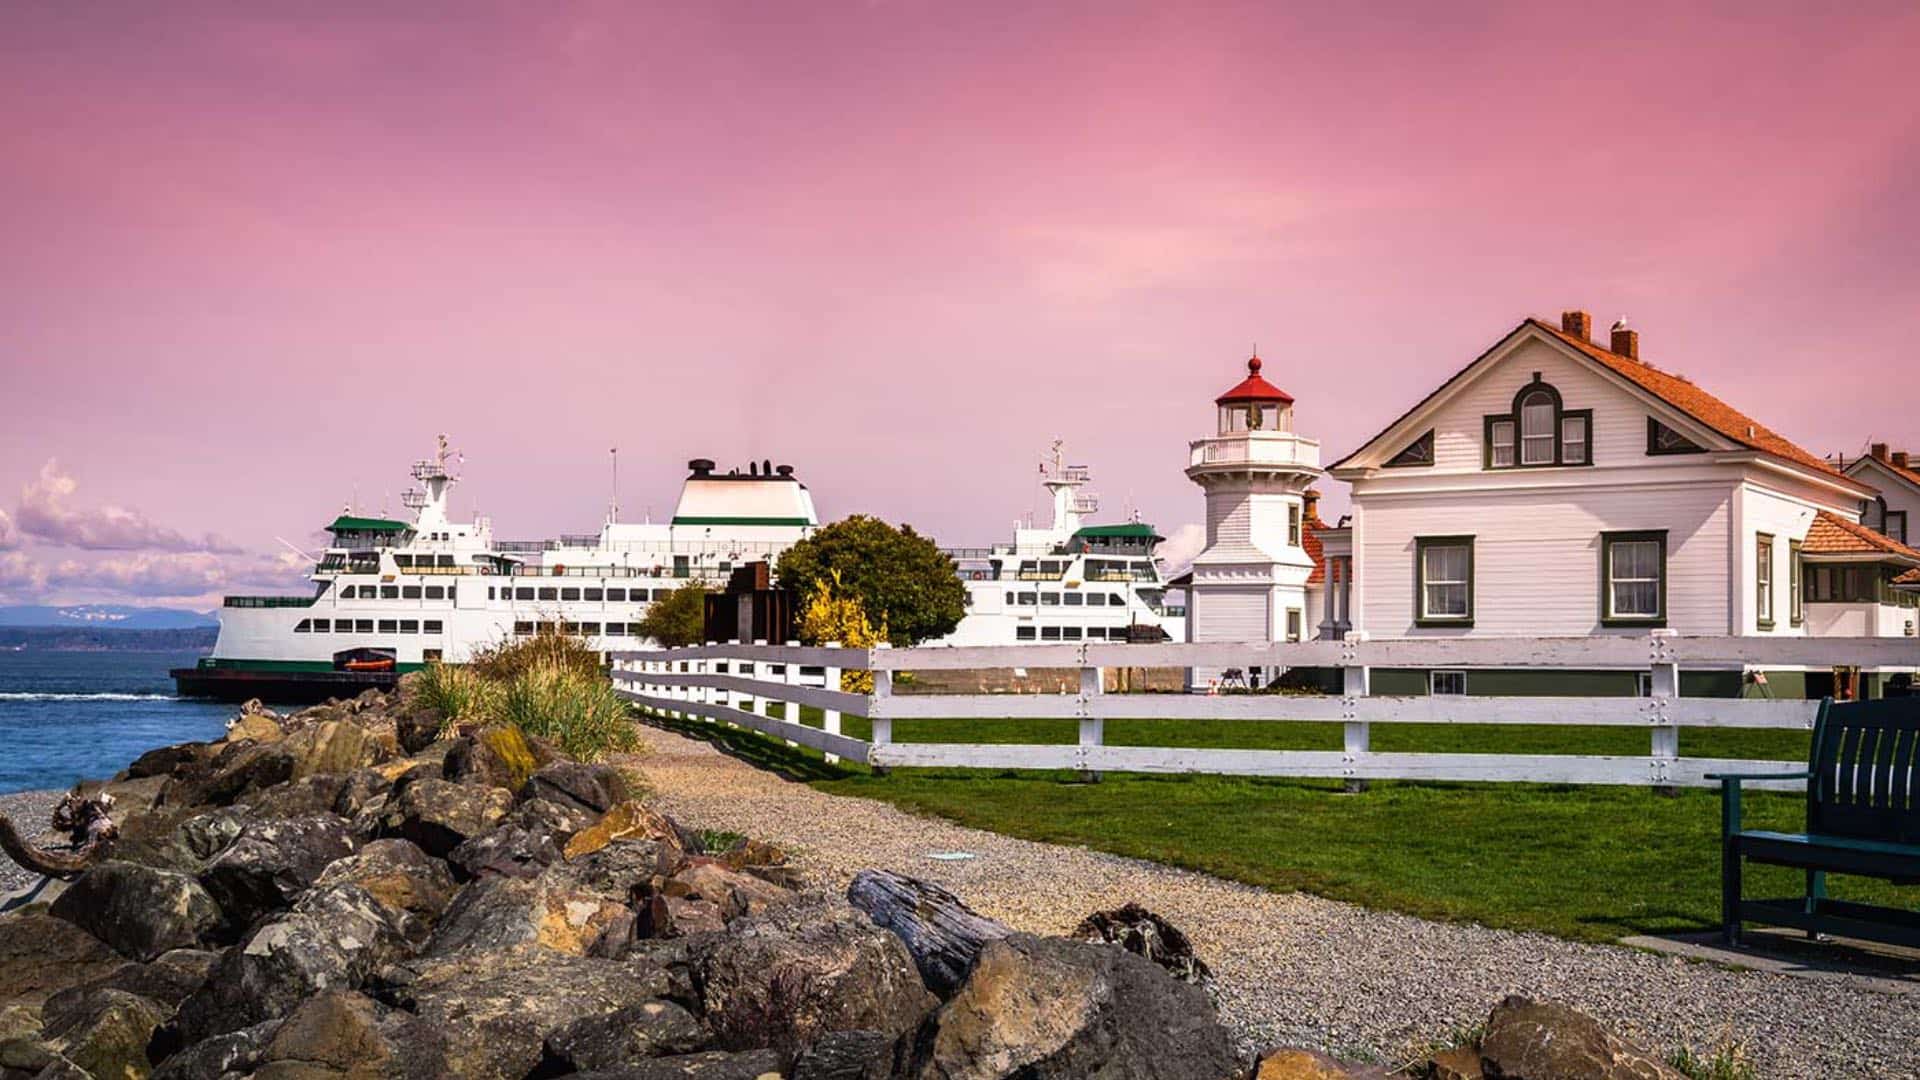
608, 634, 1920, 790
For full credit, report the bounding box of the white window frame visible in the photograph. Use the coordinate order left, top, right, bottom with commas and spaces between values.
1560, 416, 1588, 464
1490, 420, 1516, 467
1430, 670, 1467, 695
1418, 539, 1473, 622
1606, 539, 1663, 620
1520, 392, 1556, 465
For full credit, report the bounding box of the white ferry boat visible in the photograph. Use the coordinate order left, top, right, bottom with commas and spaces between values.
173, 438, 819, 701
936, 444, 1186, 647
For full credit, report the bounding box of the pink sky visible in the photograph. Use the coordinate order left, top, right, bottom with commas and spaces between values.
3, 1, 1917, 607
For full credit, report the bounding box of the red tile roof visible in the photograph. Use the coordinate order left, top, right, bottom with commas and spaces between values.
1895, 567, 1920, 586
1303, 512, 1326, 585
1801, 510, 1920, 562
1529, 320, 1845, 479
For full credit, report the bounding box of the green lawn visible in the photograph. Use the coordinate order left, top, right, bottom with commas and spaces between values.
644, 706, 1920, 943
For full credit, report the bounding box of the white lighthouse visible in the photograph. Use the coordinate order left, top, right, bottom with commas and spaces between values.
1184, 354, 1324, 677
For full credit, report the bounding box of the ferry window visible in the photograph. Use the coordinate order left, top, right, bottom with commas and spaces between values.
581, 622, 601, 635
400, 620, 419, 633
1040, 560, 1062, 575
1015, 626, 1036, 641
402, 586, 422, 599
628, 623, 646, 635
717, 562, 732, 575
1005, 592, 1015, 605
423, 649, 442, 662
380, 586, 399, 599
1086, 626, 1106, 639
487, 587, 496, 600
585, 588, 603, 601
1064, 593, 1084, 606
311, 619, 330, 633
294, 619, 311, 633
355, 620, 373, 633
605, 623, 625, 636
1086, 593, 1105, 606
653, 589, 673, 601
1041, 626, 1062, 641
423, 620, 442, 634
425, 586, 444, 600
1040, 593, 1060, 606
1062, 627, 1082, 640
395, 555, 412, 567
561, 588, 581, 601
516, 588, 535, 601
378, 620, 397, 633
538, 588, 558, 601
437, 555, 454, 568
1018, 593, 1037, 605
606, 588, 626, 602
537, 621, 555, 633
560, 621, 579, 634
339, 586, 355, 599
514, 622, 533, 636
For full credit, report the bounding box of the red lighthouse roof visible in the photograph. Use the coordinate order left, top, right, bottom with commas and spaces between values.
1215, 354, 1294, 405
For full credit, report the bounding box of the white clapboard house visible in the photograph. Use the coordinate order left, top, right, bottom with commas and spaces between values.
1324, 310, 1920, 699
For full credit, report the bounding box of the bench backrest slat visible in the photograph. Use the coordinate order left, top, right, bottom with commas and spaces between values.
1809, 696, 1920, 844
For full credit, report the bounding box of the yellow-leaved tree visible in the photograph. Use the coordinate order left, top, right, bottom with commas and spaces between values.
799, 569, 887, 693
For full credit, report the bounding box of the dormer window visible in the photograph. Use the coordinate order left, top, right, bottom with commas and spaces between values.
1483, 375, 1591, 469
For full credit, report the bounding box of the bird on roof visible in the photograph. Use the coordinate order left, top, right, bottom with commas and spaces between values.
1611, 317, 1630, 332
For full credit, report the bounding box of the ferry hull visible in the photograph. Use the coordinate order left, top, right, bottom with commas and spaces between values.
170, 665, 397, 704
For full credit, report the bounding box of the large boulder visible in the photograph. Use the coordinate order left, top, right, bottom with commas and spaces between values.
163, 740, 295, 809
446, 821, 566, 882
0, 908, 123, 1009
905, 933, 1242, 1080
246, 989, 444, 1080
227, 712, 285, 745
281, 719, 388, 780
33, 989, 168, 1080
197, 814, 357, 930
310, 839, 457, 940
1479, 996, 1685, 1080
423, 872, 630, 958
1251, 1048, 1385, 1079
170, 883, 409, 1044
238, 774, 352, 820
125, 742, 216, 780
50, 861, 225, 961
538, 1000, 709, 1074
149, 1019, 284, 1080
383, 779, 513, 858
563, 801, 685, 863
393, 704, 446, 756
42, 948, 219, 1019
520, 762, 637, 817
847, 871, 1010, 999
792, 1030, 901, 1080
444, 726, 548, 793
173, 806, 254, 862
381, 944, 676, 1080
655, 861, 792, 924
697, 894, 935, 1058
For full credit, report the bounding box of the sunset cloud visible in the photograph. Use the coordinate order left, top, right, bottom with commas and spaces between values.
1155, 523, 1206, 576
0, 508, 16, 550
0, 549, 307, 605
16, 460, 239, 553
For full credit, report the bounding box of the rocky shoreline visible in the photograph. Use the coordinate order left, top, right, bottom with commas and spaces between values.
1, 690, 1707, 1079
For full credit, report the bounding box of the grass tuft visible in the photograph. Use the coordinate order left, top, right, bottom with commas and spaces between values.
469, 627, 604, 684
1669, 1037, 1759, 1080
403, 662, 499, 733
499, 662, 639, 762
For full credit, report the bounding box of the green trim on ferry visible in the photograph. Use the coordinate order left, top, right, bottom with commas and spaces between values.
1073, 523, 1162, 540
326, 515, 412, 533
670, 516, 814, 526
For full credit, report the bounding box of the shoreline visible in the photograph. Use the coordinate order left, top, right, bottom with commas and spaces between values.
0, 788, 64, 896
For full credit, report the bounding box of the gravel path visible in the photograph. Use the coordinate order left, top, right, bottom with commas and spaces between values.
621, 724, 1920, 1080
0, 790, 64, 896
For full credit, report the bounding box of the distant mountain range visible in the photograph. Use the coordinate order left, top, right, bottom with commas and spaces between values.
0, 605, 219, 630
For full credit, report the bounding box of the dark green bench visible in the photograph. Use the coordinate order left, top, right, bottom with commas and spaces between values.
1711, 696, 1920, 948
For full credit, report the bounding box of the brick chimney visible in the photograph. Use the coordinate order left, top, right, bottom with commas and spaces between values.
1895, 451, 1911, 470
1560, 310, 1592, 341
1303, 488, 1321, 522
1871, 442, 1890, 462
1610, 323, 1639, 361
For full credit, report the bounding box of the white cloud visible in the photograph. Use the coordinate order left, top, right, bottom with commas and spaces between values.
0, 551, 48, 598
0, 508, 16, 550
16, 459, 239, 553
0, 550, 306, 604
1155, 522, 1205, 576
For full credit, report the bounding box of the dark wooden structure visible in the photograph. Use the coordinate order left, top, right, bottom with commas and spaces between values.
702, 562, 797, 645
1713, 696, 1920, 947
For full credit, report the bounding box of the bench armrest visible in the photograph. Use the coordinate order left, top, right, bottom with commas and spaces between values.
1706, 771, 1810, 837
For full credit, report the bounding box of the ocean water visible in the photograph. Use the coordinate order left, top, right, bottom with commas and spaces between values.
0, 649, 234, 794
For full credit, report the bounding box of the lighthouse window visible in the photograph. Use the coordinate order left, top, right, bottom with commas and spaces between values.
400, 620, 419, 633
1288, 505, 1301, 546
538, 587, 558, 601
402, 586, 422, 599
311, 619, 330, 633
423, 620, 442, 634
380, 586, 399, 599
561, 588, 581, 601
425, 586, 445, 600
355, 620, 373, 633
294, 620, 311, 633
378, 620, 397, 634
585, 588, 603, 601
515, 587, 535, 601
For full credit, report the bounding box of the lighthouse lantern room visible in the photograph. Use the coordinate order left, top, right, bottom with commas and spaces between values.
1184, 354, 1324, 682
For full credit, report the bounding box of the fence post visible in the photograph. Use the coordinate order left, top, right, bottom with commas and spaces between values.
779, 642, 799, 748
749, 640, 768, 725
1342, 632, 1370, 794
1649, 630, 1679, 795
871, 646, 892, 776
1078, 660, 1104, 783
822, 642, 843, 765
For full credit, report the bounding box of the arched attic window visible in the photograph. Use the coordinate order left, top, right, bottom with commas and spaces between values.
1484, 374, 1590, 469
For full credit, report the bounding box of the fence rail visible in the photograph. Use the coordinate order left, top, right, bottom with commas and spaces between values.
608, 634, 1920, 789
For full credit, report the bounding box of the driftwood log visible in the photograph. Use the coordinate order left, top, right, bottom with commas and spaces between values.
847, 869, 1010, 998
1074, 902, 1213, 987
0, 791, 118, 880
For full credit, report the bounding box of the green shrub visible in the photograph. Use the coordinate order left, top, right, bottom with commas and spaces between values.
1669, 1041, 1758, 1080
403, 662, 499, 731
470, 627, 604, 684
500, 662, 639, 762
